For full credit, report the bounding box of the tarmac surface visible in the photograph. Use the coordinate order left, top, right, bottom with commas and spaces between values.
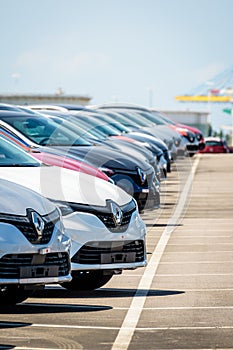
0, 154, 233, 350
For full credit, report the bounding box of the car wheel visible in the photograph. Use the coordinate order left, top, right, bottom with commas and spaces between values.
0, 285, 33, 305
62, 270, 114, 291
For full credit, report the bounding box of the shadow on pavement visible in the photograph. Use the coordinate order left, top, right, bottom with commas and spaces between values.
0, 303, 112, 314
32, 288, 185, 299
0, 321, 31, 329
146, 223, 183, 227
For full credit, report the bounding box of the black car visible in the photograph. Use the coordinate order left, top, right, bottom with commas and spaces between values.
0, 110, 159, 211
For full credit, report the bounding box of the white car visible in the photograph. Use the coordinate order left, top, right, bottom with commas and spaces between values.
0, 136, 147, 290
0, 178, 71, 305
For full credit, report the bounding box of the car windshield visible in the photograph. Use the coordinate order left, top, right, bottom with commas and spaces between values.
206, 140, 223, 146
0, 137, 40, 166
153, 111, 175, 125
43, 114, 99, 142
113, 110, 151, 127
0, 105, 23, 112
43, 112, 107, 141
73, 113, 121, 137
139, 111, 166, 125
97, 119, 131, 133
99, 110, 138, 129
128, 111, 155, 127
1, 114, 91, 146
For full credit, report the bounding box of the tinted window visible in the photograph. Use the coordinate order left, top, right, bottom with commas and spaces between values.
1, 114, 91, 146
0, 137, 40, 166
206, 141, 223, 146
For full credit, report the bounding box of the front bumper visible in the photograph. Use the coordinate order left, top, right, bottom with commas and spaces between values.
181, 136, 199, 155
0, 222, 72, 285
186, 144, 199, 154
63, 209, 147, 272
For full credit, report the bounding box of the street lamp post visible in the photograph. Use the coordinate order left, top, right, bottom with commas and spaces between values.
225, 88, 233, 146
206, 81, 214, 136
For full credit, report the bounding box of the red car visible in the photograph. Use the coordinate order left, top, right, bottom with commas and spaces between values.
162, 118, 205, 150
199, 137, 230, 153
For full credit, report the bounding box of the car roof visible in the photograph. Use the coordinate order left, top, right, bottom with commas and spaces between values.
205, 137, 223, 142
90, 103, 151, 112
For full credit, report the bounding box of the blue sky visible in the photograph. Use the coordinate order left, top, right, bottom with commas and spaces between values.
1, 0, 233, 131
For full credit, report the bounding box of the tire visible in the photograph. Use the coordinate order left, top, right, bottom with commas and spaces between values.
0, 285, 33, 305
62, 270, 114, 291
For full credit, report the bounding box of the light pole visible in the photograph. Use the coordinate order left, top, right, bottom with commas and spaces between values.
206, 81, 213, 135
225, 88, 233, 146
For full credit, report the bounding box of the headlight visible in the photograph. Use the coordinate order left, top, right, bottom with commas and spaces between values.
108, 178, 115, 184
51, 200, 74, 216
137, 167, 147, 185
186, 132, 195, 143
132, 197, 139, 212
98, 167, 115, 177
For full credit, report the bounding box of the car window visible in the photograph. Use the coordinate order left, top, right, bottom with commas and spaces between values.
1, 115, 91, 146
206, 141, 222, 146
0, 137, 40, 166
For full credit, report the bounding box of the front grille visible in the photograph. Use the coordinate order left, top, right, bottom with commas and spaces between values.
0, 252, 70, 279
72, 240, 145, 264
14, 220, 55, 244
186, 145, 199, 151
130, 172, 150, 188
0, 209, 60, 244
72, 199, 136, 232
96, 207, 135, 232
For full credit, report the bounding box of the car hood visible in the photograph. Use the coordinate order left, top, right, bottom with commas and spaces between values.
126, 132, 167, 152
177, 123, 202, 136
0, 165, 132, 207
0, 178, 56, 216
106, 138, 155, 161
32, 151, 110, 182
49, 145, 151, 172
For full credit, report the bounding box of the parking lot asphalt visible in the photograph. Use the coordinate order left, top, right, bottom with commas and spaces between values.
1, 154, 233, 350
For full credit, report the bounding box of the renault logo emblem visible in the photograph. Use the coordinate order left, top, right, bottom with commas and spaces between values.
30, 211, 45, 242
107, 200, 123, 227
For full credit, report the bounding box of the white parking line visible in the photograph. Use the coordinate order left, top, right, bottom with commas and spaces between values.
110, 157, 200, 350
123, 272, 233, 277
166, 243, 233, 245
163, 251, 233, 253
156, 273, 233, 276
136, 326, 233, 331
114, 306, 233, 310
176, 288, 233, 291
9, 322, 233, 333
31, 323, 119, 330
159, 261, 233, 264
167, 235, 232, 237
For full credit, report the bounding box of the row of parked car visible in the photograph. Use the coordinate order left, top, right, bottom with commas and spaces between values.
0, 102, 205, 305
